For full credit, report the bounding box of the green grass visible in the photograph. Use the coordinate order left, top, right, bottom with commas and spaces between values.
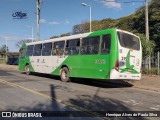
0, 59, 6, 64
142, 67, 159, 75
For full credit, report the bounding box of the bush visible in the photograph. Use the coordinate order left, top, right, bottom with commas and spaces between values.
0, 59, 6, 64
142, 67, 159, 75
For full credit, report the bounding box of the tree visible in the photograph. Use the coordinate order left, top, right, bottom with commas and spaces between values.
60, 32, 71, 37
135, 33, 155, 60
0, 45, 9, 54
72, 24, 86, 35
50, 36, 59, 39
131, 0, 160, 51
51, 0, 159, 52
15, 39, 32, 48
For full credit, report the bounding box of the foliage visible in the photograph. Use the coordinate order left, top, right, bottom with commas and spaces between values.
15, 39, 32, 48
142, 67, 158, 75
50, 0, 159, 54
72, 24, 86, 35
50, 32, 71, 39
0, 45, 9, 54
50, 36, 59, 39
60, 32, 71, 37
130, 0, 160, 51
135, 33, 155, 60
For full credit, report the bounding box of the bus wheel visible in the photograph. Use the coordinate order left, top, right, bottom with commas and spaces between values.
60, 67, 70, 82
25, 65, 31, 75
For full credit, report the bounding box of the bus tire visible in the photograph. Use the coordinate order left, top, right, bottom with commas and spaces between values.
25, 64, 31, 75
60, 67, 70, 82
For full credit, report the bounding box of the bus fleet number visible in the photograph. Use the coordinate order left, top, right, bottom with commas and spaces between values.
95, 59, 106, 64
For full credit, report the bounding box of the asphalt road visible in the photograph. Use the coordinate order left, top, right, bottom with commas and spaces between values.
0, 69, 160, 120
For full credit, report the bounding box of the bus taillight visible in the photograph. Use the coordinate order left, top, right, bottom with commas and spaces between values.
115, 60, 119, 71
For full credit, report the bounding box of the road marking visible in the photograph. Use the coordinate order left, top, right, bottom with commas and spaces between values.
123, 99, 143, 106
150, 105, 160, 111
0, 79, 104, 119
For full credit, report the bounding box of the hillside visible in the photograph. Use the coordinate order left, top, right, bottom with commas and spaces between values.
51, 0, 160, 51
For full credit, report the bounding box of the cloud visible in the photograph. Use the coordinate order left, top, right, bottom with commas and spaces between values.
40, 19, 70, 25
48, 21, 60, 25
0, 35, 35, 42
0, 35, 22, 41
40, 19, 47, 23
96, 0, 122, 9
64, 20, 70, 24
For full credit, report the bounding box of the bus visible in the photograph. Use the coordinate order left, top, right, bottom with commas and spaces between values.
19, 28, 142, 82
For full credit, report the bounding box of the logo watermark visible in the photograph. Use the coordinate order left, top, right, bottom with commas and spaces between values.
12, 11, 28, 19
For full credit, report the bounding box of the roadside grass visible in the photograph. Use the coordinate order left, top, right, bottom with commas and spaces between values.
0, 59, 6, 64
142, 67, 159, 75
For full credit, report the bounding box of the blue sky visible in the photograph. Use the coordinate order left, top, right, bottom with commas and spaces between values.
0, 0, 145, 52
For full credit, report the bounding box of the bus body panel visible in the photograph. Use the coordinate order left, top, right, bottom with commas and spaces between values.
110, 30, 142, 80
51, 29, 116, 79
19, 28, 142, 80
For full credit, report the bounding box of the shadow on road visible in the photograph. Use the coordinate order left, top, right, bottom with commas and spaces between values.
71, 78, 133, 88
29, 72, 133, 89
3, 84, 148, 120
0, 70, 14, 76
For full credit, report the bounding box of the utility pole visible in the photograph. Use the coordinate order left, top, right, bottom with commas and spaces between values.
145, 0, 151, 70
5, 39, 8, 64
36, 0, 40, 41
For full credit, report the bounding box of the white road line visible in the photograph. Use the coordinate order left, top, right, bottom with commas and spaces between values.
123, 99, 143, 106
150, 105, 160, 111
150, 107, 159, 110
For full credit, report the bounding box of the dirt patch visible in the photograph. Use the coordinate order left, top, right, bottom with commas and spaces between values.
0, 64, 18, 71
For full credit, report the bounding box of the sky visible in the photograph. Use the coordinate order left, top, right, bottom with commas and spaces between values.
0, 0, 146, 52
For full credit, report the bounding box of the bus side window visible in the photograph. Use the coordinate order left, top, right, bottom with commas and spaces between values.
26, 45, 34, 56
80, 36, 100, 55
101, 34, 111, 54
33, 44, 42, 56
65, 39, 80, 55
53, 41, 65, 56
42, 42, 52, 56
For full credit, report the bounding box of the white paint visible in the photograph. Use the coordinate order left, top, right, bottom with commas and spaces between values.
110, 30, 142, 80
30, 55, 68, 73
123, 99, 143, 106
150, 105, 160, 111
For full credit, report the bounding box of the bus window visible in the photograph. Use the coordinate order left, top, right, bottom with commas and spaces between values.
65, 39, 80, 55
117, 32, 140, 50
26, 45, 34, 56
33, 44, 42, 56
53, 41, 65, 56
42, 42, 52, 56
80, 36, 100, 55
101, 34, 111, 54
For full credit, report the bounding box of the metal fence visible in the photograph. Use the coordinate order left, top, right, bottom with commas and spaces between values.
142, 51, 160, 75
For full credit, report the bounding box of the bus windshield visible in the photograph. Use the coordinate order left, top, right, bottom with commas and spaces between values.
117, 31, 140, 50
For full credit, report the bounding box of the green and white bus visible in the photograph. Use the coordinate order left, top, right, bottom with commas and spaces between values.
19, 28, 142, 82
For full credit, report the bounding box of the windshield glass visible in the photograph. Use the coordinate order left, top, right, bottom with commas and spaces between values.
117, 31, 140, 50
